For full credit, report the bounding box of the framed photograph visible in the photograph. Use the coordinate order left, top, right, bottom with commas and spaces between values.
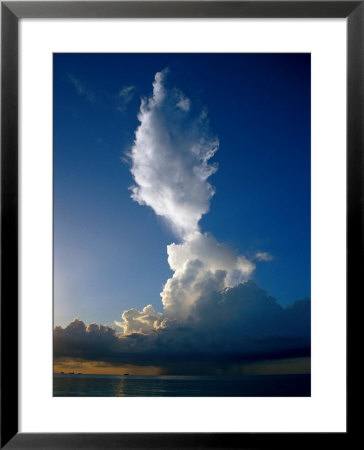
1, 1, 358, 448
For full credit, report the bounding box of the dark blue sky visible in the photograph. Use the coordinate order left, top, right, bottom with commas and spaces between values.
54, 53, 310, 327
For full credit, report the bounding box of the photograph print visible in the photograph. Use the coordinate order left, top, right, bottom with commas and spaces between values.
53, 53, 311, 397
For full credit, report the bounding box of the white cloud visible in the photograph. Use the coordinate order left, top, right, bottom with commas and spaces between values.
162, 232, 255, 319
114, 304, 167, 335
117, 85, 135, 112
128, 69, 219, 239
174, 89, 191, 111
254, 251, 274, 262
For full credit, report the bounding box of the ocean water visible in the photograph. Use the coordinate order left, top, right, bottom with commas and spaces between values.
53, 374, 310, 397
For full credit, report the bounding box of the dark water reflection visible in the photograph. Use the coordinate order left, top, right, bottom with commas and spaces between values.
53, 374, 310, 397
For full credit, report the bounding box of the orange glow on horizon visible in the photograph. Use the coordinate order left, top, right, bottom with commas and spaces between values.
54, 357, 311, 376
53, 359, 164, 376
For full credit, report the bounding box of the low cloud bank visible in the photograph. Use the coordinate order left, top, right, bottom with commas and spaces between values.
54, 281, 310, 372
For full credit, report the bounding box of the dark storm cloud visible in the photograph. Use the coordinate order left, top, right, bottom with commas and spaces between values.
54, 281, 310, 372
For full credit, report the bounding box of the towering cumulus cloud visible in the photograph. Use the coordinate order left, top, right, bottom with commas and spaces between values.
54, 69, 310, 374
124, 69, 255, 326
129, 69, 218, 238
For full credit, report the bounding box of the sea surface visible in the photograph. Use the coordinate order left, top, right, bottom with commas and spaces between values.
53, 374, 310, 397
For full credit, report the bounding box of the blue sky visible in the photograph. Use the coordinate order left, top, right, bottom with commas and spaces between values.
54, 53, 310, 328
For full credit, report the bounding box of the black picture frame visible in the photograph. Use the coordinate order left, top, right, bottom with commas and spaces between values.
1, 1, 360, 448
